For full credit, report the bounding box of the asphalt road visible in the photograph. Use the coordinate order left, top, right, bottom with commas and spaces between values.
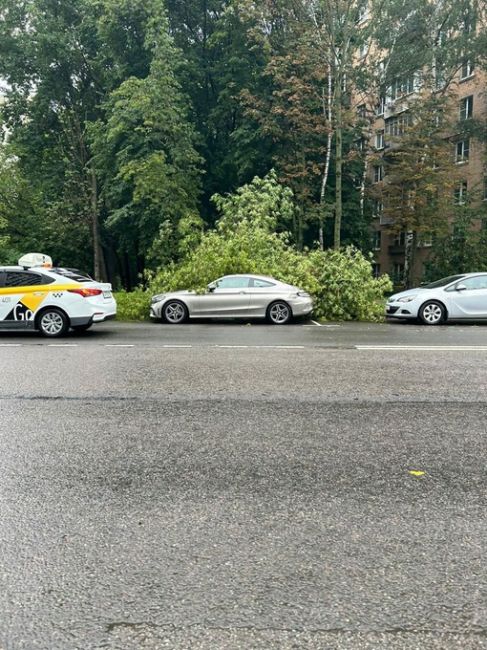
1, 321, 487, 649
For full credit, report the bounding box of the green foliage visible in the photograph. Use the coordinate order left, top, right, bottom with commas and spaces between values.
142, 176, 392, 322
424, 204, 487, 281
212, 171, 296, 233
114, 290, 151, 321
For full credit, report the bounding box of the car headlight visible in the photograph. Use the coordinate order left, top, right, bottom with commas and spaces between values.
398, 295, 417, 303
297, 291, 311, 298
151, 294, 166, 304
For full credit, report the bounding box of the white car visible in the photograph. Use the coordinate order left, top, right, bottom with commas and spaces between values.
150, 274, 313, 325
0, 254, 116, 337
386, 273, 487, 325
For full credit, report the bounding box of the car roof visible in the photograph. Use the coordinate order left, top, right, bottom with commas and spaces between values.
221, 273, 279, 281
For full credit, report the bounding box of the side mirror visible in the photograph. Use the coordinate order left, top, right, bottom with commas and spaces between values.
456, 283, 467, 292
207, 282, 217, 293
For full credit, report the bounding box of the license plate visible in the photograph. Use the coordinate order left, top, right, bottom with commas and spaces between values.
103, 291, 112, 299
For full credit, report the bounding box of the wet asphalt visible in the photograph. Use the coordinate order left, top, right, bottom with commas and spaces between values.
0, 321, 486, 649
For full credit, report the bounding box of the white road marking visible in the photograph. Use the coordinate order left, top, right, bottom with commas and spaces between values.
216, 345, 305, 350
0, 344, 22, 347
311, 320, 323, 327
105, 344, 135, 348
357, 345, 487, 351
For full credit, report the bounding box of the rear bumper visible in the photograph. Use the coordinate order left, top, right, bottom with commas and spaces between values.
290, 298, 314, 317
71, 312, 117, 327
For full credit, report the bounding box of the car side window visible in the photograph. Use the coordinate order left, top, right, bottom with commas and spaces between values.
0, 272, 5, 287
216, 277, 250, 289
251, 279, 276, 288
5, 272, 44, 287
457, 276, 487, 291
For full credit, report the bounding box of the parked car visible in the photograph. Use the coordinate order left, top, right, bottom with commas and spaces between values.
150, 274, 313, 325
386, 273, 487, 325
0, 253, 116, 337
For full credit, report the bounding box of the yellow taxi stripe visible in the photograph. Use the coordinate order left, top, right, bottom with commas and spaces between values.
0, 284, 81, 296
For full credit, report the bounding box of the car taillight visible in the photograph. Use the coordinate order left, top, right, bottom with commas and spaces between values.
68, 288, 103, 298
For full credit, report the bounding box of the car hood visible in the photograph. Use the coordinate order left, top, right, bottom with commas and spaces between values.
389, 288, 430, 302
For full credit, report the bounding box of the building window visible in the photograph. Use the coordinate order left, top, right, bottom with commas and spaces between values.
393, 232, 406, 248
459, 95, 473, 120
375, 130, 385, 150
454, 181, 468, 205
372, 263, 381, 279
455, 139, 470, 163
373, 200, 384, 217
357, 103, 367, 118
392, 263, 405, 284
385, 113, 412, 137
376, 97, 385, 116
388, 76, 414, 101
373, 165, 384, 183
372, 230, 382, 250
460, 61, 474, 80
483, 178, 487, 201
418, 234, 433, 248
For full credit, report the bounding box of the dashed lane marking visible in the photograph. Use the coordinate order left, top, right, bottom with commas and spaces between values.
356, 345, 487, 351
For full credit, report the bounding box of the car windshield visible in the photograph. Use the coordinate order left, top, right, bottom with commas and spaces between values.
424, 275, 465, 289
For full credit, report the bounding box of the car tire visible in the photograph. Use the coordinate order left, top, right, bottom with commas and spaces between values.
37, 308, 70, 337
162, 300, 188, 324
418, 301, 446, 326
267, 301, 292, 325
71, 323, 93, 333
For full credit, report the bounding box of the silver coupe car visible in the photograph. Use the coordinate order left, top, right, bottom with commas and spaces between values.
150, 274, 313, 325
386, 273, 487, 325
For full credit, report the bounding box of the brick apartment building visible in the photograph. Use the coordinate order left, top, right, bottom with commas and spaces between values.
353, 3, 487, 288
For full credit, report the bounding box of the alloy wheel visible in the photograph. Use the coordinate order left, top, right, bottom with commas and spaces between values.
164, 302, 186, 324
40, 311, 65, 336
269, 303, 290, 325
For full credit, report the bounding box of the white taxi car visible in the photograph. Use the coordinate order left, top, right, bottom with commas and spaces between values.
0, 254, 117, 337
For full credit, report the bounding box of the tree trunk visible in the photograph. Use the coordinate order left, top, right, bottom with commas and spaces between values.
334, 72, 343, 250
90, 166, 107, 282
319, 71, 333, 251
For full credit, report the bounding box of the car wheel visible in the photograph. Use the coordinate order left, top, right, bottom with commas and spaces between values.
72, 323, 93, 333
163, 300, 188, 324
267, 301, 292, 325
37, 308, 70, 337
419, 301, 446, 326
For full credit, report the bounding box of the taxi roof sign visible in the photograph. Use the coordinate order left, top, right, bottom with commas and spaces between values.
18, 253, 53, 269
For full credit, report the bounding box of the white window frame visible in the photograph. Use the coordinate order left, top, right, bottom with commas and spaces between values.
373, 165, 384, 183
459, 96, 473, 120
455, 139, 470, 164
375, 130, 385, 150
460, 60, 474, 80
376, 97, 385, 116
454, 181, 468, 205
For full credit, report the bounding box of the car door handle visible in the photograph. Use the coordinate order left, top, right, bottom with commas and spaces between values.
239, 291, 247, 295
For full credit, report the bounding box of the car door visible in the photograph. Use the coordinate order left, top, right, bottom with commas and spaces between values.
0, 271, 48, 328
191, 276, 251, 317
446, 275, 487, 318
247, 277, 280, 316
